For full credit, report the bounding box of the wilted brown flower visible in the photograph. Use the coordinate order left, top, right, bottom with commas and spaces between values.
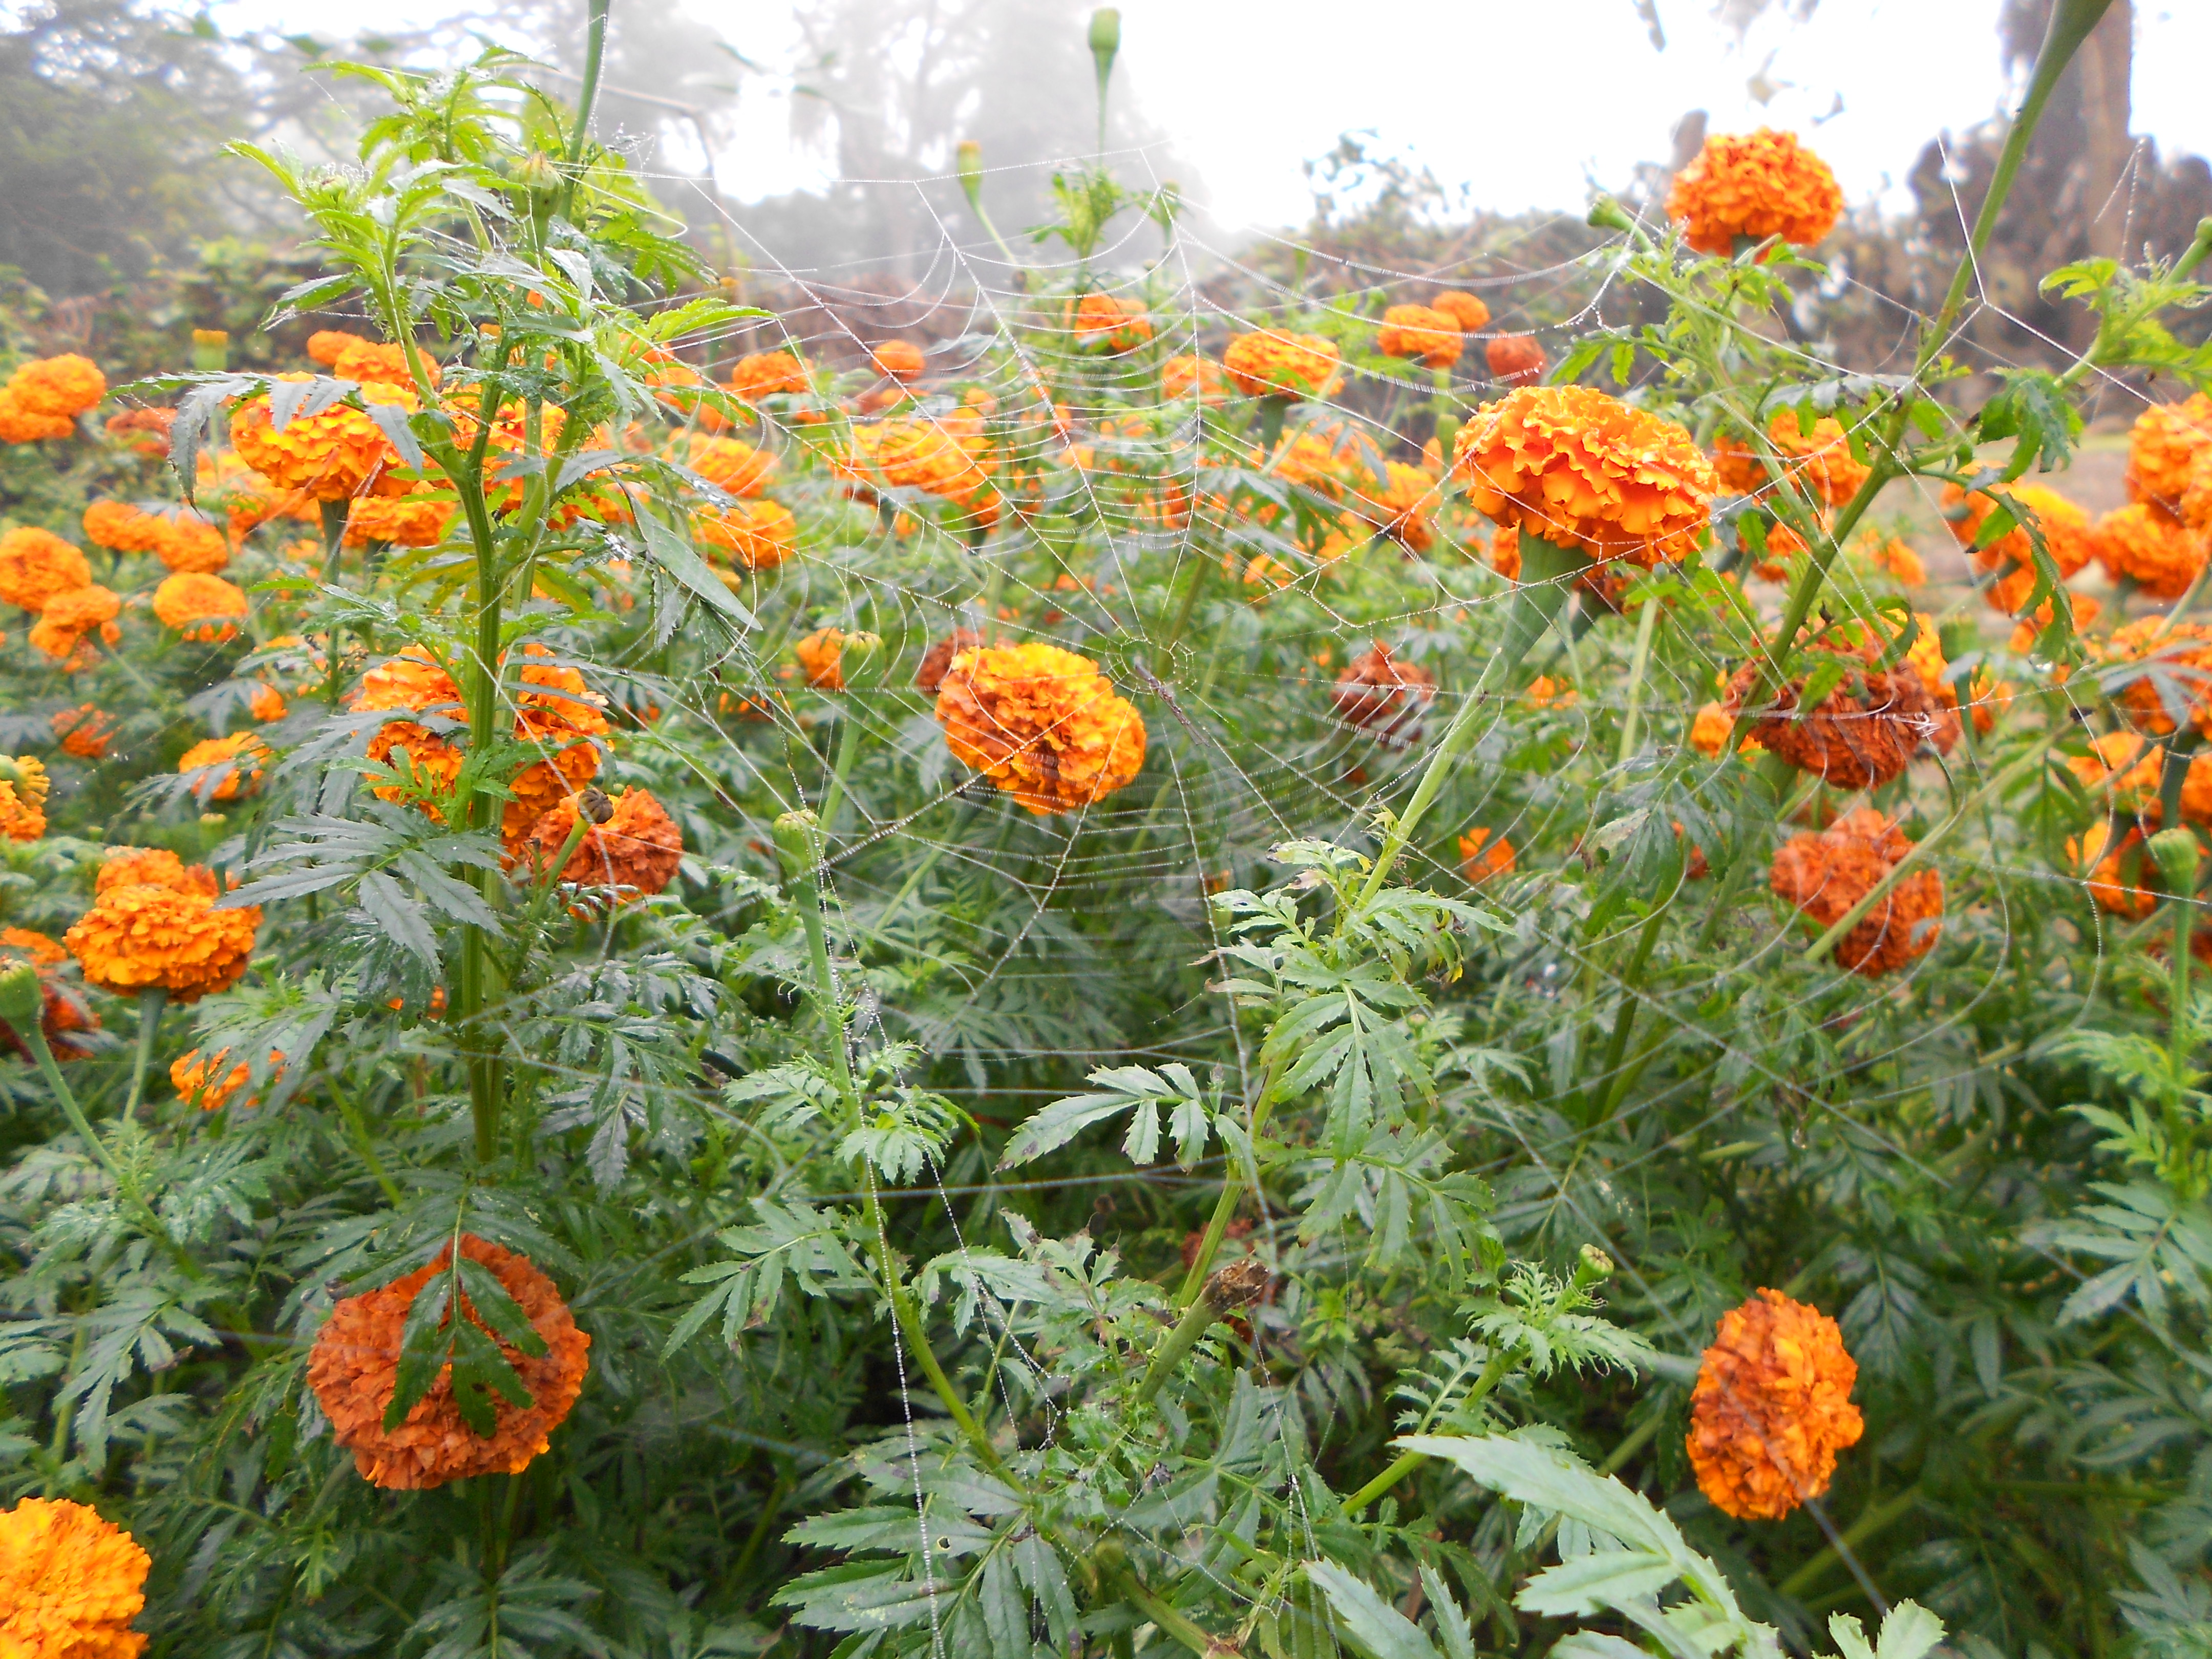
914, 628, 984, 693
1330, 644, 1435, 746
1725, 632, 1958, 791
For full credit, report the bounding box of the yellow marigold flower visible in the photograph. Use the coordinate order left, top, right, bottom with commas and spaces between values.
1687, 1290, 1864, 1519
1772, 807, 1943, 976
0, 527, 92, 610
1452, 385, 1716, 566
152, 572, 248, 643
520, 786, 684, 901
1459, 827, 1515, 885
1069, 292, 1153, 353
1668, 127, 1843, 257
228, 374, 412, 501
178, 731, 269, 801
52, 703, 115, 759
693, 500, 797, 571
344, 491, 452, 549
1712, 414, 1870, 507
306, 329, 370, 366
870, 340, 926, 382
1161, 355, 1228, 404
1377, 304, 1462, 368
1485, 333, 1546, 387
65, 878, 259, 1003
2094, 501, 2208, 601
682, 435, 775, 498
82, 500, 163, 554
1431, 291, 1491, 332
724, 350, 809, 402
308, 1234, 590, 1490
1224, 330, 1343, 400
9, 353, 107, 420
2127, 394, 2212, 521
0, 1495, 151, 1658
935, 642, 1146, 815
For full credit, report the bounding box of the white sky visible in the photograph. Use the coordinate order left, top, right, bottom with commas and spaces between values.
210, 0, 2212, 233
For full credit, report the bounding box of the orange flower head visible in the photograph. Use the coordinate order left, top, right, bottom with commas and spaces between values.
178, 732, 270, 801
1725, 630, 1959, 790
1377, 305, 1462, 368
329, 338, 434, 388
0, 756, 49, 842
345, 491, 453, 549
308, 1236, 590, 1491
1224, 331, 1343, 400
351, 650, 466, 810
2103, 615, 2212, 737
683, 435, 775, 498
38, 583, 122, 645
1485, 334, 1546, 387
1, 926, 65, 967
96, 846, 217, 899
2069, 820, 2161, 919
1330, 643, 1435, 746
1689, 701, 1736, 758
229, 375, 411, 501
0, 1495, 151, 1658
249, 683, 287, 723
143, 511, 229, 575
1687, 1290, 1863, 1519
1346, 460, 1440, 552
2068, 731, 2165, 819
915, 628, 985, 694
504, 647, 608, 846
1432, 291, 1492, 332
1459, 827, 1516, 885
1941, 483, 2094, 610
82, 501, 163, 554
794, 626, 851, 691
1770, 807, 1943, 975
2095, 502, 2208, 601
693, 500, 796, 571
935, 643, 1146, 815
520, 786, 684, 902
870, 340, 926, 382
1452, 385, 1715, 566
1069, 292, 1153, 353
1712, 414, 1870, 508
1161, 355, 1229, 404
152, 571, 249, 643
1488, 522, 1521, 581
2127, 394, 2212, 521
0, 528, 92, 610
725, 350, 809, 402
9, 354, 107, 420
306, 329, 371, 366
171, 1046, 271, 1112
65, 880, 259, 1002
0, 389, 75, 442
1860, 533, 1925, 587
1668, 128, 1844, 256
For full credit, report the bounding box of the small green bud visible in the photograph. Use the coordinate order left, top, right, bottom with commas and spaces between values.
1573, 1244, 1615, 1288
1088, 8, 1120, 69
772, 809, 823, 882
956, 140, 985, 215
1587, 194, 1634, 235
0, 961, 42, 1028
2151, 826, 2203, 898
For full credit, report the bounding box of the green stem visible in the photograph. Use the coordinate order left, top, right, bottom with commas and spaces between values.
1353, 534, 1586, 910
1776, 1485, 1923, 1600
815, 701, 866, 841
1135, 1284, 1229, 1405
1174, 1051, 1285, 1309
560, 0, 612, 205
1584, 898, 1669, 1123
124, 988, 163, 1118
1343, 1347, 1515, 1517
319, 499, 348, 709
1614, 593, 1662, 768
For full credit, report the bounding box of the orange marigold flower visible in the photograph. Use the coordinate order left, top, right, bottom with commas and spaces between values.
65, 878, 259, 1002
683, 435, 775, 498
249, 683, 287, 722
725, 350, 809, 402
1431, 291, 1491, 332
915, 628, 984, 693
0, 1495, 151, 1658
345, 491, 452, 549
41, 582, 121, 637
307, 1233, 590, 1491
693, 500, 797, 571
1377, 305, 1462, 369
1224, 331, 1343, 400
935, 643, 1146, 815
2128, 394, 2212, 521
229, 375, 411, 501
1689, 701, 1735, 758
1459, 827, 1515, 885
82, 500, 163, 554
351, 650, 466, 809
2007, 590, 2101, 652
2095, 502, 2208, 600
96, 846, 217, 899
2070, 820, 2161, 919
1330, 643, 1435, 746
0, 527, 91, 610
171, 1046, 278, 1111
1069, 292, 1153, 353
1687, 1290, 1863, 1520
870, 340, 926, 382
330, 338, 434, 388
502, 648, 608, 847
520, 786, 684, 900
1668, 128, 1844, 257
306, 329, 370, 366
1, 927, 63, 967
152, 571, 249, 643
0, 389, 76, 442
2068, 731, 2165, 820
1161, 355, 1229, 404
0, 755, 48, 842
104, 406, 175, 456
1484, 333, 1546, 387
1345, 461, 1440, 552
1941, 483, 2094, 612
1725, 631, 1958, 791
1770, 807, 1943, 975
1858, 533, 1925, 587
2103, 615, 2212, 737
1488, 522, 1521, 581
1526, 674, 1577, 710
1712, 414, 1870, 507
9, 354, 107, 420
794, 627, 852, 691
177, 731, 269, 801
1452, 385, 1716, 566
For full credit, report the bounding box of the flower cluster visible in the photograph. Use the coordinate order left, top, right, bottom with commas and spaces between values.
1223, 331, 1344, 400
65, 846, 259, 1003
307, 1233, 591, 1490
1770, 807, 1944, 976
1687, 1290, 1864, 1519
1667, 128, 1844, 256
1726, 629, 1959, 791
934, 643, 1147, 815
0, 1495, 151, 1658
0, 353, 106, 443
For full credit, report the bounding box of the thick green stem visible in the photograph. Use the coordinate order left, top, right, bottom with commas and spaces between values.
561, 0, 612, 183
1614, 594, 1662, 768
124, 988, 163, 1118
1136, 1287, 1223, 1405
1354, 534, 1586, 909
1174, 1051, 1285, 1309
319, 499, 349, 709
